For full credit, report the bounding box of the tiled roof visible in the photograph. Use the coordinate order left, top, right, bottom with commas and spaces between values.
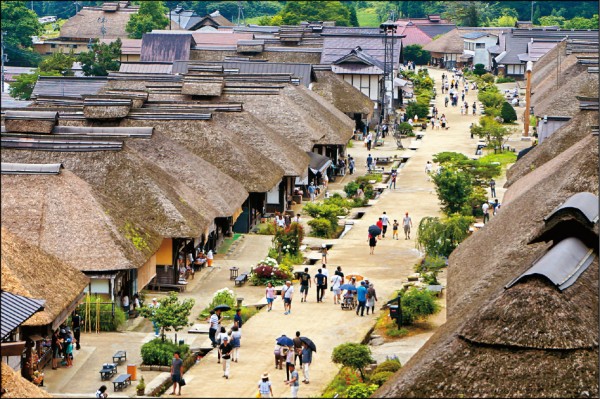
191, 31, 253, 46
1, 291, 45, 340
140, 33, 195, 62
462, 31, 496, 40
399, 24, 432, 46
321, 35, 402, 66
417, 24, 457, 39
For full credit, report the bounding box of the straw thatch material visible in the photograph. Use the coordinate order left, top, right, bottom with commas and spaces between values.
422, 28, 468, 55
83, 104, 131, 119
459, 274, 598, 349
59, 6, 139, 39
93, 91, 149, 108
531, 40, 569, 89
311, 70, 374, 116
190, 49, 323, 65
209, 111, 310, 177
181, 79, 224, 96
1, 228, 89, 327
506, 110, 598, 187
532, 60, 597, 117
377, 133, 598, 398
290, 84, 354, 145
0, 168, 146, 272
4, 111, 58, 134
126, 116, 285, 193
1, 362, 52, 398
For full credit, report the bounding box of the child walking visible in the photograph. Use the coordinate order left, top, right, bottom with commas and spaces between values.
392, 220, 399, 240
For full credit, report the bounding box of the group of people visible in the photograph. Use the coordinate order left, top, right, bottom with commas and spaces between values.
271, 331, 314, 398
206, 308, 244, 380
51, 320, 78, 370
368, 211, 413, 254
429, 114, 448, 130
274, 212, 302, 228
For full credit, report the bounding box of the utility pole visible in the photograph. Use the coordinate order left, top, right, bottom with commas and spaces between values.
530, 1, 536, 23
524, 61, 533, 137
1, 31, 7, 94
237, 1, 245, 26
98, 17, 107, 39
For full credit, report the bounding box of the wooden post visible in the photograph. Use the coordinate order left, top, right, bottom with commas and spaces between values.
524, 61, 533, 137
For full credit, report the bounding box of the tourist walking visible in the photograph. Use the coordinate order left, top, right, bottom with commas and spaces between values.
356, 282, 368, 316
482, 201, 490, 224
258, 373, 274, 398
381, 212, 390, 238
282, 281, 294, 315
366, 154, 373, 171
301, 342, 313, 384
348, 156, 355, 175
321, 244, 328, 264
284, 345, 294, 381
321, 265, 329, 300
208, 309, 222, 347
425, 161, 433, 175
331, 273, 343, 304
285, 364, 300, 398
314, 268, 327, 303
389, 170, 397, 189
265, 282, 276, 312
489, 178, 496, 197
403, 212, 413, 240
368, 233, 377, 255
216, 327, 229, 363
366, 132, 373, 150
392, 219, 399, 240
71, 310, 82, 350
95, 385, 108, 398
293, 331, 303, 367
274, 343, 283, 370
230, 326, 242, 362
170, 351, 184, 394
308, 183, 316, 202
234, 308, 243, 329
366, 282, 378, 315
219, 337, 233, 379
299, 268, 311, 303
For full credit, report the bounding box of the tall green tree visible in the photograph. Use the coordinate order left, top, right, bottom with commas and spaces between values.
432, 168, 474, 215
443, 1, 498, 26
343, 2, 360, 27
470, 116, 515, 152
1, 1, 43, 66
403, 45, 431, 65
126, 1, 169, 39
331, 343, 374, 380
76, 39, 121, 76
39, 51, 76, 76
277, 1, 351, 26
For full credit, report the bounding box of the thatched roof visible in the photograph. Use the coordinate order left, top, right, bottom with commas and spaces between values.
1, 362, 52, 398
311, 70, 374, 116
531, 40, 569, 89
59, 6, 139, 39
506, 110, 598, 187
422, 28, 468, 54
1, 228, 89, 327
0, 168, 147, 272
122, 116, 284, 192
377, 132, 598, 398
287, 84, 355, 145
532, 60, 598, 117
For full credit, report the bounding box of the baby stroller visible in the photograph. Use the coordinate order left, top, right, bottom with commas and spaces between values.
340, 293, 357, 310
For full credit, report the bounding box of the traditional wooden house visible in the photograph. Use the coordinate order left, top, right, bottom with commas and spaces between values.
1, 228, 89, 374
422, 28, 469, 69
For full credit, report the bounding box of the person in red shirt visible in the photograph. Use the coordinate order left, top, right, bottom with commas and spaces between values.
376, 218, 383, 238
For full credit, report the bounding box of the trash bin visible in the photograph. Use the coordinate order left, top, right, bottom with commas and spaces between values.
127, 364, 137, 381
179, 339, 185, 346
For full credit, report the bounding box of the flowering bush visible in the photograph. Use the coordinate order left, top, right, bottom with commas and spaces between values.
273, 222, 304, 256
250, 257, 293, 286
207, 288, 236, 310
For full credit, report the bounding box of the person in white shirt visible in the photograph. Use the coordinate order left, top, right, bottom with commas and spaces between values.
321, 264, 329, 300
331, 273, 343, 304
282, 281, 294, 315
293, 214, 301, 223
381, 212, 390, 238
482, 202, 490, 224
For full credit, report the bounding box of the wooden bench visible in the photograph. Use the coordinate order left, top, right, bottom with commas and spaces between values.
374, 157, 392, 164
112, 373, 132, 391
112, 350, 127, 364
235, 273, 248, 287
151, 282, 186, 293
99, 364, 118, 380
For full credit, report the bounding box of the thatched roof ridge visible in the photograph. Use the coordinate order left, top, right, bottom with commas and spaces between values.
291, 84, 355, 145
119, 125, 248, 217
145, 117, 285, 192
422, 28, 468, 54
506, 110, 597, 187
208, 111, 310, 177
1, 362, 52, 398
311, 70, 374, 116
459, 274, 598, 349
0, 168, 146, 272
532, 59, 596, 117
1, 228, 89, 327
531, 40, 568, 90
59, 7, 138, 39
376, 135, 599, 398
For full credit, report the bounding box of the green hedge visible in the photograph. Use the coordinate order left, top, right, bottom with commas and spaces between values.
373, 359, 402, 374
496, 76, 515, 83
141, 338, 190, 366
370, 371, 394, 386
76, 300, 126, 332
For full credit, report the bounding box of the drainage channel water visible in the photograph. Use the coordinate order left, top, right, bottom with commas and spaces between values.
339, 221, 354, 239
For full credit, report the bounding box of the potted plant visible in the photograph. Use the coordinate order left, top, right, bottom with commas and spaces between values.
136, 376, 145, 396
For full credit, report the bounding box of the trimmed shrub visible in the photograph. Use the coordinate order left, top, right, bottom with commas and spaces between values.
343, 181, 359, 197
473, 63, 486, 76
405, 101, 429, 120
481, 73, 495, 83
370, 371, 394, 386
307, 217, 333, 238
401, 287, 440, 325
500, 101, 518, 123
496, 76, 515, 83
331, 343, 374, 379
373, 359, 402, 374
345, 383, 379, 398
141, 338, 190, 366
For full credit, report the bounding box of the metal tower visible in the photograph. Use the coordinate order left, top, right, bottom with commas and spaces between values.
379, 15, 397, 130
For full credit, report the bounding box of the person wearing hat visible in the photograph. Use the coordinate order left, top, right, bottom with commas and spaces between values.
258, 372, 273, 398
149, 298, 160, 337
219, 336, 233, 379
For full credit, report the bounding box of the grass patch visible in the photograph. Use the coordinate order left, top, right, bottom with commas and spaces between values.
479, 151, 517, 167
375, 312, 409, 339
322, 367, 364, 398
244, 16, 264, 24
357, 7, 380, 27
217, 233, 243, 254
